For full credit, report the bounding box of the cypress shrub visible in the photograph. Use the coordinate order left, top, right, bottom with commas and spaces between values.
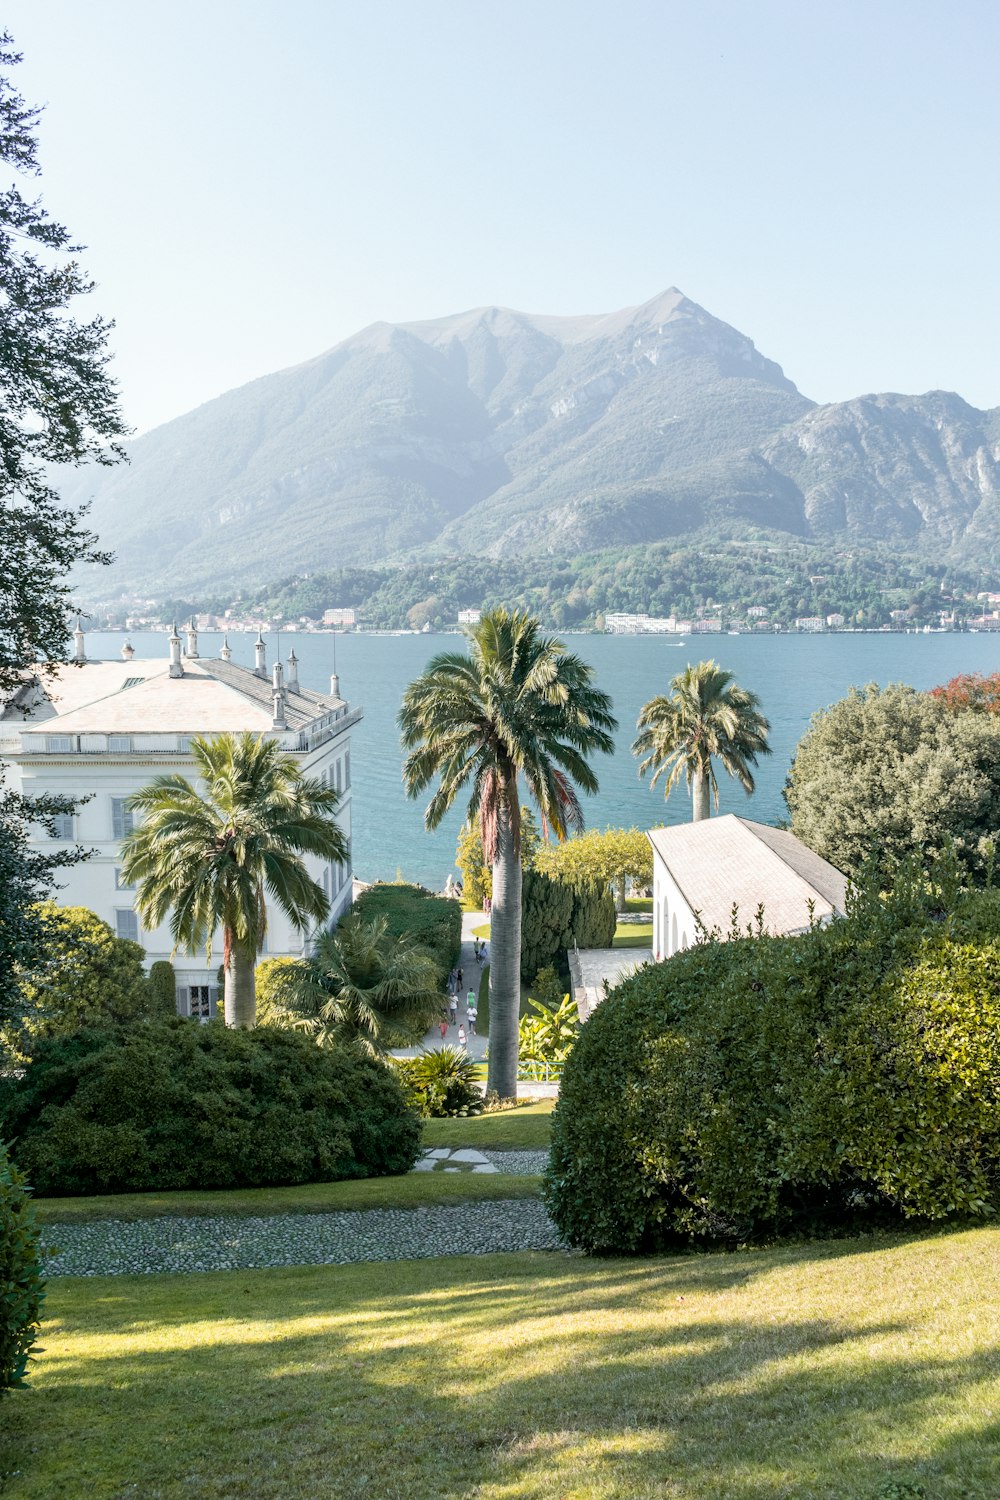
146, 960, 177, 1018
545, 875, 1000, 1252
2, 1020, 421, 1196
520, 871, 617, 979
0, 1144, 45, 1394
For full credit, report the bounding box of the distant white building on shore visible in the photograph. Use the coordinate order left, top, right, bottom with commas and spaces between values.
322, 607, 356, 627
605, 612, 686, 634
0, 625, 361, 1020
457, 608, 482, 625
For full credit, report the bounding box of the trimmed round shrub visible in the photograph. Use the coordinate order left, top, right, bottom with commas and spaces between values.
147, 960, 177, 1018
545, 878, 1000, 1252
0, 1144, 45, 1394
1, 1020, 421, 1196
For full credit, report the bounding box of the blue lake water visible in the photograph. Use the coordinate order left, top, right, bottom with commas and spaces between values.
86, 629, 1000, 889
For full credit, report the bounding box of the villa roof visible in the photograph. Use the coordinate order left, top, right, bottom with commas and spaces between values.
647, 815, 848, 938
3, 654, 344, 737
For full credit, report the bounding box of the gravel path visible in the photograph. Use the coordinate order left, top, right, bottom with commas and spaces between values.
483, 1150, 549, 1175
42, 1199, 562, 1277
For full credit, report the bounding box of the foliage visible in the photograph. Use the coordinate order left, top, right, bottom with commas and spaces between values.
352, 883, 461, 983
121, 731, 346, 1027
395, 1047, 483, 1118
0, 778, 89, 1045
0, 1142, 45, 1394
518, 994, 579, 1079
634, 659, 771, 821
4, 904, 152, 1058
930, 672, 1000, 714
146, 961, 177, 1019
283, 914, 440, 1056
545, 866, 1000, 1253
455, 807, 539, 909
529, 965, 563, 1008
400, 608, 616, 1100
254, 956, 309, 1027
520, 871, 616, 980
785, 682, 1000, 880
0, 1020, 420, 1195
534, 826, 652, 906
0, 32, 127, 696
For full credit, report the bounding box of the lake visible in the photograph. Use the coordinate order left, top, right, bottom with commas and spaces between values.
85, 629, 1000, 888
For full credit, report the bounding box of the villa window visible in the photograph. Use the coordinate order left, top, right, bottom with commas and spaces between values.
51, 812, 74, 841
188, 985, 212, 1020
108, 735, 133, 753
344, 750, 351, 788
115, 909, 139, 943
111, 797, 134, 838
45, 735, 72, 752
114, 867, 135, 891
334, 759, 342, 793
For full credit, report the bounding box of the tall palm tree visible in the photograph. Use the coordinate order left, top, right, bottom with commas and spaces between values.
287, 913, 440, 1056
120, 731, 347, 1027
399, 608, 617, 1100
633, 660, 771, 821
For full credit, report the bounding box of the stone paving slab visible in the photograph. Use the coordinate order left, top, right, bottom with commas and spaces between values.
42, 1200, 563, 1277
412, 1148, 545, 1175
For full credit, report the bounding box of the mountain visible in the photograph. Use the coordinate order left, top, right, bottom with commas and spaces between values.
60, 289, 1000, 596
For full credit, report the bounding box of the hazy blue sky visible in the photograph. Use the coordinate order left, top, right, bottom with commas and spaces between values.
7, 0, 999, 433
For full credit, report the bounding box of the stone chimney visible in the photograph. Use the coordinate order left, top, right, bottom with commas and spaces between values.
271, 662, 287, 729
168, 622, 183, 678
185, 619, 199, 658
254, 630, 267, 678
287, 648, 299, 693
73, 618, 86, 664
121, 640, 135, 661
219, 635, 232, 662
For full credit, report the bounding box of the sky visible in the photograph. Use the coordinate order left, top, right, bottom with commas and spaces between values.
6, 0, 1000, 435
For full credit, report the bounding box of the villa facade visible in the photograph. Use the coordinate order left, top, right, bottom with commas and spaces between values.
0, 624, 361, 1019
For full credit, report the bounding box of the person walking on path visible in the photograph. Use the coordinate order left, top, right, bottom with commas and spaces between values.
456, 967, 463, 990
466, 988, 476, 1015
448, 993, 458, 1025
478, 941, 488, 967
467, 1003, 478, 1036
457, 1024, 467, 1049
438, 1019, 448, 1041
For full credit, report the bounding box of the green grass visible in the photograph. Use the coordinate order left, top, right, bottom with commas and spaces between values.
477, 961, 490, 1033
7, 1228, 1000, 1497
421, 1097, 554, 1150
612, 921, 654, 948
472, 920, 491, 939
624, 895, 653, 912
32, 1171, 541, 1226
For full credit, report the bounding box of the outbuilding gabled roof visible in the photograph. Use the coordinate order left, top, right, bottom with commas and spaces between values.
647, 815, 848, 938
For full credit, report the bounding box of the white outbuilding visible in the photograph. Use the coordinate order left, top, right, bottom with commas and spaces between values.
0, 625, 361, 1019
647, 815, 848, 962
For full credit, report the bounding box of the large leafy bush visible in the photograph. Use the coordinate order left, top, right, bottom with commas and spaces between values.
352, 883, 461, 982
546, 873, 1000, 1252
0, 1020, 421, 1196
0, 1145, 45, 1394
396, 1047, 482, 1118
520, 871, 616, 979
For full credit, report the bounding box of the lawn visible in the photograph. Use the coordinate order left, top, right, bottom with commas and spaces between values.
624, 895, 653, 912
32, 1170, 541, 1226
6, 1228, 1000, 1497
422, 1097, 554, 1150
613, 921, 654, 948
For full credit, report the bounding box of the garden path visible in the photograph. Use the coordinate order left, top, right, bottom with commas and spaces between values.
391, 907, 490, 1061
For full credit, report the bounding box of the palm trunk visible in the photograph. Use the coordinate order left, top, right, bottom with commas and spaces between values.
224, 940, 256, 1027
692, 765, 711, 822
486, 803, 522, 1101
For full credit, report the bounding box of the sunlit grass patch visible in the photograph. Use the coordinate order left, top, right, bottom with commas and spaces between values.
5, 1229, 1000, 1497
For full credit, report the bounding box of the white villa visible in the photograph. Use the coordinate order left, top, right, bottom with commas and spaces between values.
0, 623, 361, 1019
648, 815, 848, 961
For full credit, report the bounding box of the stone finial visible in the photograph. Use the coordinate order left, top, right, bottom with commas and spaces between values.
185, 619, 199, 658
121, 640, 135, 661
287, 647, 299, 693
168, 622, 183, 678
219, 635, 232, 662
73, 617, 86, 664
254, 630, 267, 678
329, 672, 340, 700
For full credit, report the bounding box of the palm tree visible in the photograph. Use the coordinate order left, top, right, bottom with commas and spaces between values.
120, 731, 347, 1027
287, 913, 440, 1056
399, 608, 617, 1099
633, 660, 771, 821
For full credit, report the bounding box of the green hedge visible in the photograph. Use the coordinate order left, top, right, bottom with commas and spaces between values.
352, 883, 461, 983
520, 871, 616, 979
0, 1020, 421, 1196
545, 875, 1000, 1252
0, 1145, 45, 1394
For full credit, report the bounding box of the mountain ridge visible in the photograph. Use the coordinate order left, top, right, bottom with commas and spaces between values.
59, 289, 1000, 596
